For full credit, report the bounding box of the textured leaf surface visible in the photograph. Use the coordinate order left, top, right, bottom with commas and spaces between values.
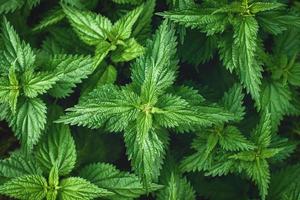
250, 2, 284, 14
246, 160, 270, 200
111, 5, 143, 40
33, 7, 65, 31
0, 71, 19, 113
219, 126, 254, 151
9, 98, 47, 151
0, 175, 47, 200
0, 153, 42, 178
111, 38, 144, 62
79, 163, 161, 199
233, 17, 262, 107
35, 123, 76, 175
221, 84, 245, 121
1, 18, 36, 72
157, 173, 196, 200
63, 5, 112, 45
47, 54, 95, 98
58, 84, 140, 131
131, 20, 178, 103
161, 7, 224, 30
154, 94, 234, 130
0, 0, 23, 14
60, 177, 113, 200
23, 71, 60, 98
260, 81, 292, 131
124, 125, 168, 188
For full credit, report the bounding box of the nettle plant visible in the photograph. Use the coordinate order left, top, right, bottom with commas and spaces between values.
62, 3, 145, 66
0, 18, 95, 151
0, 109, 161, 200
177, 83, 295, 199
161, 0, 300, 109
34, 0, 155, 94
0, 0, 299, 200
0, 0, 40, 14
58, 21, 235, 188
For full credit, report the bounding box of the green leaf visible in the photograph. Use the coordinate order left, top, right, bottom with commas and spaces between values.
172, 85, 205, 106
287, 63, 300, 87
205, 159, 236, 177
132, 0, 155, 42
58, 84, 140, 131
160, 7, 224, 30
219, 126, 254, 151
252, 112, 272, 148
212, 2, 244, 14
33, 7, 65, 31
22, 71, 61, 98
0, 152, 42, 178
79, 163, 162, 199
205, 133, 219, 155
0, 175, 48, 200
191, 106, 235, 127
111, 5, 143, 40
229, 151, 256, 162
1, 17, 36, 72
260, 148, 282, 159
0, 103, 10, 121
0, 69, 19, 113
268, 136, 297, 162
59, 177, 113, 200
7, 65, 19, 113
250, 2, 284, 14
260, 81, 292, 131
246, 159, 270, 200
233, 16, 262, 107
35, 123, 76, 176
153, 94, 232, 130
154, 94, 198, 129
257, 11, 300, 35
41, 37, 65, 55
124, 125, 168, 188
94, 40, 112, 67
47, 190, 58, 200
221, 84, 245, 121
0, 0, 23, 14
179, 32, 217, 65
180, 148, 211, 172
281, 183, 300, 200
111, 38, 144, 62
47, 54, 95, 98
157, 173, 196, 200
131, 20, 178, 103
26, 0, 41, 9
218, 34, 236, 72
9, 98, 47, 151
136, 111, 153, 143
268, 164, 300, 200
63, 5, 112, 45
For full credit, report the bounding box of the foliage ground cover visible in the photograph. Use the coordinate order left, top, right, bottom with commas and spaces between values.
0, 0, 300, 200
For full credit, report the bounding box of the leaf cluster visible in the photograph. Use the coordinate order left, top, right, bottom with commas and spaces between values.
0, 0, 299, 200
